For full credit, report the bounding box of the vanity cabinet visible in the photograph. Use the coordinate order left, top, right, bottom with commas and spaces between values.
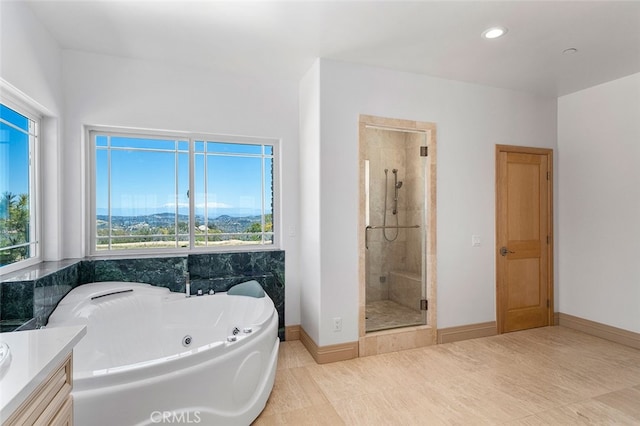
3, 353, 73, 426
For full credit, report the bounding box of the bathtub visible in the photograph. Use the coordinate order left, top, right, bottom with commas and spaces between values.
46, 281, 279, 426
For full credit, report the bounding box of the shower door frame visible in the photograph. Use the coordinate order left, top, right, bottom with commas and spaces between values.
358, 115, 437, 356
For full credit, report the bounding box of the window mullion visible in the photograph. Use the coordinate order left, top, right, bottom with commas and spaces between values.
29, 129, 37, 256
0, 118, 36, 136
261, 148, 266, 245
107, 136, 112, 251
203, 147, 208, 247
174, 140, 179, 249
189, 138, 195, 250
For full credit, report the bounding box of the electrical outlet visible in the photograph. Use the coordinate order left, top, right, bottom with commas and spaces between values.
333, 317, 342, 332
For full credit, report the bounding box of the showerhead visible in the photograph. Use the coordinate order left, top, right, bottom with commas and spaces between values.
396, 181, 403, 189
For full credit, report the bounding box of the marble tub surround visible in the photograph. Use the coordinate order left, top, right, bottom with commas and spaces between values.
80, 257, 186, 293
34, 263, 80, 328
0, 282, 33, 332
0, 259, 80, 283
188, 251, 285, 285
1, 251, 285, 338
1, 260, 81, 330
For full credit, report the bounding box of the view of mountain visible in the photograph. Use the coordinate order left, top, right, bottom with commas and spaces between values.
96, 207, 266, 218
97, 213, 265, 234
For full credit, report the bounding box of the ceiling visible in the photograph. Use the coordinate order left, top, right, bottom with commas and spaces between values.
23, 1, 640, 97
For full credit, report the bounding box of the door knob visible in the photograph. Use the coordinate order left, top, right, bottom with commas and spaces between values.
500, 247, 515, 256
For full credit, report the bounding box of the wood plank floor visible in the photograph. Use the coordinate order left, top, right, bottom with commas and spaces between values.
253, 326, 640, 425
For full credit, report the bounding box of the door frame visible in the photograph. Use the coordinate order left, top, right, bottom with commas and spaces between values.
495, 144, 554, 334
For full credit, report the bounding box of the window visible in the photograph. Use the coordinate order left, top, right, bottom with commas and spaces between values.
90, 129, 277, 254
0, 103, 39, 269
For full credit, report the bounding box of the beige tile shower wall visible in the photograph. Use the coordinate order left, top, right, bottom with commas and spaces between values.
389, 270, 422, 310
403, 132, 425, 276
364, 128, 407, 302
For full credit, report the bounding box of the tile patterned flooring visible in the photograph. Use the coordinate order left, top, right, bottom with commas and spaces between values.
253, 326, 640, 425
365, 300, 424, 332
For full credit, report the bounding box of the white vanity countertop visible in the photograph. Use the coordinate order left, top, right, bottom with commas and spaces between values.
0, 325, 86, 422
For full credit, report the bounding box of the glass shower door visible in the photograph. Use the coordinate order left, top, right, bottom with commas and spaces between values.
364, 126, 427, 332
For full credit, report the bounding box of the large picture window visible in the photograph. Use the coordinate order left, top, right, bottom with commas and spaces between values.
0, 103, 39, 269
90, 129, 277, 254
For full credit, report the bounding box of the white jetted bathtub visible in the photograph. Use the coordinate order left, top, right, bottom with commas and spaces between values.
46, 281, 279, 426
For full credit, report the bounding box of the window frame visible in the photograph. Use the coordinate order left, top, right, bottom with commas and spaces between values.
86, 125, 280, 257
0, 97, 42, 274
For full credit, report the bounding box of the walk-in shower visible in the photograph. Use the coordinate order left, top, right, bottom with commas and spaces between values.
359, 115, 437, 353
362, 125, 428, 332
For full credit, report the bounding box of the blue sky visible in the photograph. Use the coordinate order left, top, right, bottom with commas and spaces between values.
0, 104, 30, 199
95, 136, 273, 218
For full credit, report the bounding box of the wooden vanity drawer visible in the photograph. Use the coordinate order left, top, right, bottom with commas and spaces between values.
49, 395, 73, 426
5, 353, 73, 426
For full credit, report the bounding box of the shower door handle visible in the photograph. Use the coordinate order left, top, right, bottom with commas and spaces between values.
500, 246, 515, 256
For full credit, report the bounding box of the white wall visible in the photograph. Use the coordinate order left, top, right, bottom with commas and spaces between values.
0, 2, 62, 115
61, 50, 301, 325
306, 59, 557, 346
558, 73, 640, 333
298, 60, 322, 342
0, 1, 64, 262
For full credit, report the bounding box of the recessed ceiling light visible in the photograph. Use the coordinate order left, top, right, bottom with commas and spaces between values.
482, 26, 508, 39
563, 48, 578, 55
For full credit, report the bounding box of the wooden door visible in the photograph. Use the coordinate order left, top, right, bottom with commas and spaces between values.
496, 145, 553, 333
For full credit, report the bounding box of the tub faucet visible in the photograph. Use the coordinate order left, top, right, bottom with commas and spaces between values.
185, 272, 191, 298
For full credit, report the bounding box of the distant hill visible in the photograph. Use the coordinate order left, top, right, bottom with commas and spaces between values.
97, 213, 263, 234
